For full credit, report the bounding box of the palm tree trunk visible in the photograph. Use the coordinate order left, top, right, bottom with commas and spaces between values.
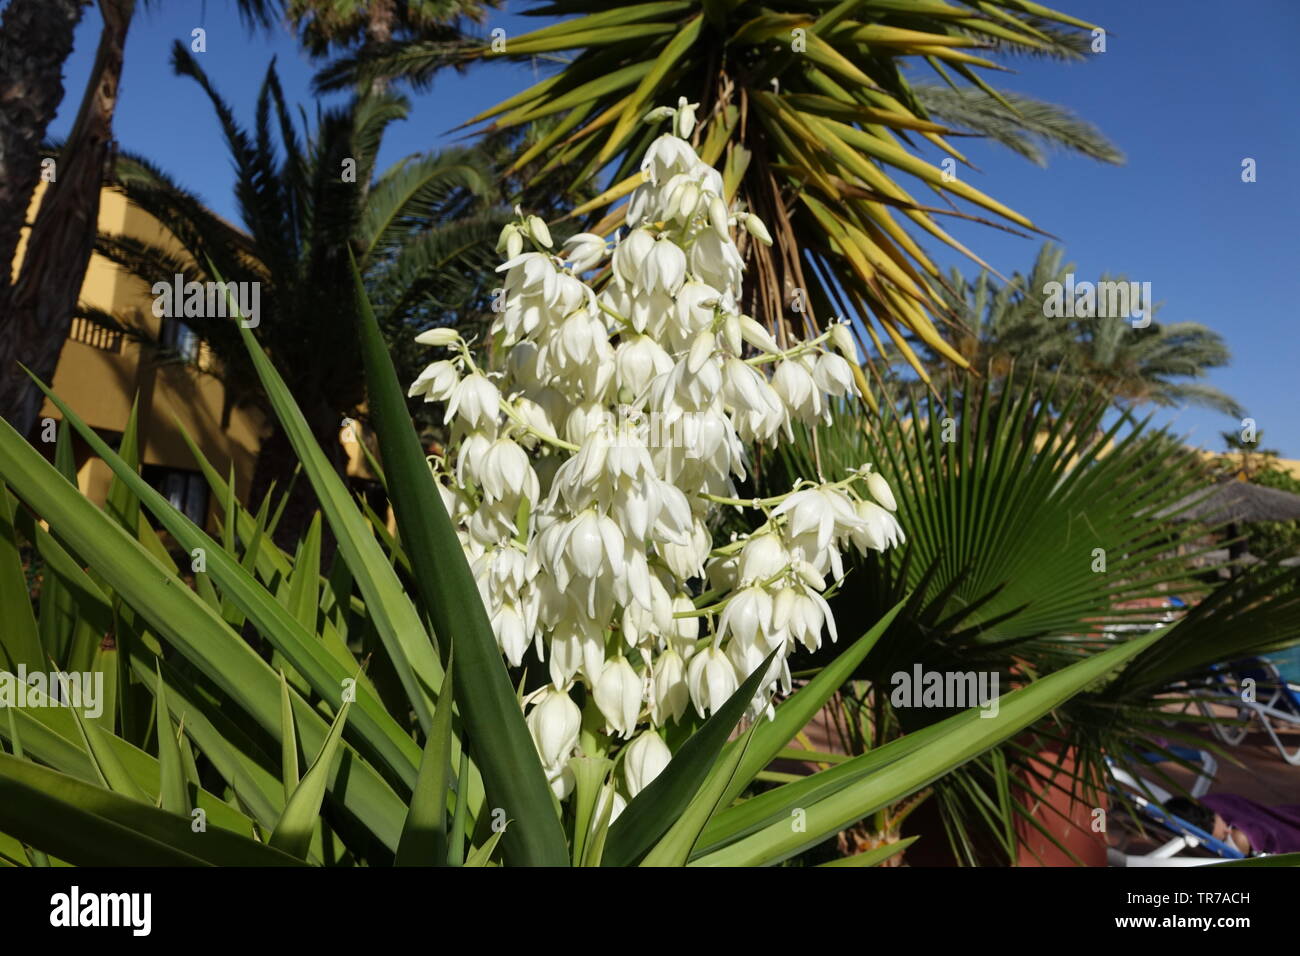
362, 0, 396, 98
0, 0, 90, 323
0, 0, 134, 438
250, 401, 346, 551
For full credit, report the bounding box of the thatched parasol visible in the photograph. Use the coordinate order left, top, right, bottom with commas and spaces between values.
1159, 478, 1300, 524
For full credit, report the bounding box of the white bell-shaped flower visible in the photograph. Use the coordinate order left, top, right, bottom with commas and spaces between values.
850, 499, 907, 552
640, 133, 697, 187
687, 645, 738, 718
526, 687, 581, 769
738, 531, 789, 583
639, 236, 687, 296
772, 486, 866, 555
615, 334, 673, 399
408, 359, 460, 402
717, 584, 775, 646
773, 584, 838, 653
445, 373, 500, 429
491, 599, 530, 666
612, 228, 656, 286
814, 351, 856, 397
772, 358, 822, 425
594, 657, 643, 738
479, 437, 538, 505
623, 730, 672, 797
497, 251, 560, 305
651, 647, 690, 724
562, 232, 607, 273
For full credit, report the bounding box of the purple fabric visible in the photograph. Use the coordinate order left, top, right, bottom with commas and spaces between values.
1201, 793, 1300, 854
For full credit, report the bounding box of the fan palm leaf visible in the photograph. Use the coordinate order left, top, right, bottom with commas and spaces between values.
761, 371, 1300, 863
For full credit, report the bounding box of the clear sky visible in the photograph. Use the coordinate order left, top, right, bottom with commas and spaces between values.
48, 0, 1300, 457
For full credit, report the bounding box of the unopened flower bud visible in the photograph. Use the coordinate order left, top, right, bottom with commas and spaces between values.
414, 327, 461, 347
527, 215, 553, 249
829, 322, 860, 363
699, 200, 725, 248
562, 232, 607, 272
866, 471, 897, 512
741, 212, 773, 246
675, 182, 700, 223
739, 315, 780, 354
496, 222, 517, 253
687, 329, 715, 374
722, 313, 743, 356
676, 97, 699, 138
643, 105, 675, 124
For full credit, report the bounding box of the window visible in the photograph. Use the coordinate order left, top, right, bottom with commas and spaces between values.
161, 317, 201, 364
142, 465, 209, 527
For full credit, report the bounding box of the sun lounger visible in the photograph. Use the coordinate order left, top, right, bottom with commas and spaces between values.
1193, 658, 1300, 764
1107, 750, 1244, 866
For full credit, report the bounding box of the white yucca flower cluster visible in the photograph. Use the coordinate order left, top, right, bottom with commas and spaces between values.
409, 101, 904, 803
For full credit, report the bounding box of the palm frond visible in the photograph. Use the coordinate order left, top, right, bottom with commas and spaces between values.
450, 0, 1110, 376
761, 368, 1293, 863
913, 83, 1123, 166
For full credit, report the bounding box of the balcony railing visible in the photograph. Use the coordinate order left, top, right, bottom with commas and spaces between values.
69, 317, 122, 353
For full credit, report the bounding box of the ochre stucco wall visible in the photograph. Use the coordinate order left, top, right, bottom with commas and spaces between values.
15, 183, 266, 523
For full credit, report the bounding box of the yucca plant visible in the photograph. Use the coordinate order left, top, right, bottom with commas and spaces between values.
0, 266, 1185, 867
761, 372, 1300, 864
438, 0, 1105, 378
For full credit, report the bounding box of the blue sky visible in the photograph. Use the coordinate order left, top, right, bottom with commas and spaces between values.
49, 0, 1300, 457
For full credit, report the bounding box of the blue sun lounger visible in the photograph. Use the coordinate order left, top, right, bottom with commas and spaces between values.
1107, 749, 1245, 866
1193, 657, 1300, 764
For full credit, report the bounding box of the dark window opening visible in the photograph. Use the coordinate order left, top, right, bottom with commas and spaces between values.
161, 317, 201, 364
142, 465, 209, 527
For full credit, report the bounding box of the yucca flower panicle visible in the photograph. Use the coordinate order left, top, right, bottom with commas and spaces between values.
410, 106, 903, 809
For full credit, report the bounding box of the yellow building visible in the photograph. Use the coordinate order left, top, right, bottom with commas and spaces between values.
14, 184, 375, 531
1198, 450, 1300, 482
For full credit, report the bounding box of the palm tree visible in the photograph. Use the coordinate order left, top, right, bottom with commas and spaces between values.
0, 0, 122, 439
87, 43, 505, 539
378, 0, 1115, 380
0, 0, 88, 317
902, 243, 1242, 420
1217, 429, 1280, 481
240, 0, 496, 95
281, 0, 491, 55
0, 0, 494, 441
